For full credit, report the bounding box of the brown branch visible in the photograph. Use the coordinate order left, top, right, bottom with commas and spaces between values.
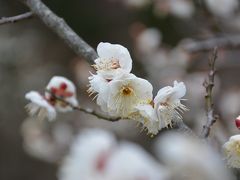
0, 12, 33, 25
45, 89, 121, 122
201, 47, 219, 138
20, 0, 98, 64
181, 35, 240, 53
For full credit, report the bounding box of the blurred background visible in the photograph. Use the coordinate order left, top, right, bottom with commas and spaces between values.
1, 0, 240, 179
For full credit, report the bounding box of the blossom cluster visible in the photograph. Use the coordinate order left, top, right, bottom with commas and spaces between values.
25, 76, 78, 121
25, 42, 187, 136
88, 42, 187, 135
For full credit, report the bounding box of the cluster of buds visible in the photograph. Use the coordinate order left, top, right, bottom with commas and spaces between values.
25, 76, 78, 121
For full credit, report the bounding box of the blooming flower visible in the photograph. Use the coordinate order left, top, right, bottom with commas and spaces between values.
58, 129, 168, 180
154, 0, 194, 19
153, 81, 187, 128
132, 104, 160, 135
205, 0, 238, 17
93, 42, 132, 80
105, 142, 168, 180
223, 134, 240, 168
156, 132, 233, 180
130, 81, 187, 135
100, 73, 153, 117
25, 76, 78, 121
25, 91, 56, 121
45, 76, 78, 112
58, 129, 117, 180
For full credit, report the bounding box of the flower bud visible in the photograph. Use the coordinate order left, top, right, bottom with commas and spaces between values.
235, 115, 240, 129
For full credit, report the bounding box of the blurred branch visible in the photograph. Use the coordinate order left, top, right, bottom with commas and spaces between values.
0, 12, 33, 25
45, 89, 121, 122
173, 119, 195, 136
181, 35, 240, 52
20, 0, 98, 64
201, 47, 219, 138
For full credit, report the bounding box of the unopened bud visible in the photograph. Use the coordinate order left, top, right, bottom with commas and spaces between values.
235, 116, 240, 129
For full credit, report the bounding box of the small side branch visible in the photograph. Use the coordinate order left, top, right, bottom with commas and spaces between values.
181, 35, 240, 53
201, 47, 218, 138
45, 89, 121, 122
0, 12, 33, 25
20, 0, 98, 64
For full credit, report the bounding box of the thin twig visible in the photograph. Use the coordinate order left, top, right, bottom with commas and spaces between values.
181, 35, 240, 53
45, 89, 121, 122
0, 12, 33, 25
20, 0, 98, 64
45, 89, 194, 134
201, 47, 218, 138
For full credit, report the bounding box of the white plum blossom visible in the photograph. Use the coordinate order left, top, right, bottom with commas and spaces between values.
154, 0, 194, 19
223, 134, 240, 168
100, 73, 153, 117
154, 81, 187, 128
132, 104, 160, 135
58, 129, 117, 180
25, 91, 56, 121
168, 0, 194, 18
25, 76, 78, 121
131, 81, 187, 135
105, 142, 168, 180
136, 28, 162, 54
205, 0, 238, 17
58, 129, 168, 180
156, 132, 233, 180
45, 76, 78, 112
93, 42, 133, 80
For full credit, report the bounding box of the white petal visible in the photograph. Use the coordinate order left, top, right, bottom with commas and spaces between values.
172, 81, 186, 100
154, 86, 172, 104
46, 76, 77, 95
106, 74, 153, 117
130, 77, 153, 101
96, 42, 132, 72
88, 74, 108, 94
25, 91, 56, 121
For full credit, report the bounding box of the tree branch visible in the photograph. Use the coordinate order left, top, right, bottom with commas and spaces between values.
0, 12, 33, 25
20, 0, 98, 64
201, 47, 219, 138
181, 35, 240, 53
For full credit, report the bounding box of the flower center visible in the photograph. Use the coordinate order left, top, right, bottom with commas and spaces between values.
121, 86, 133, 96
93, 59, 121, 71
110, 60, 120, 69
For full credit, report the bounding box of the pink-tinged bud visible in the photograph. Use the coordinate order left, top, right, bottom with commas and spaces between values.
235, 116, 240, 129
